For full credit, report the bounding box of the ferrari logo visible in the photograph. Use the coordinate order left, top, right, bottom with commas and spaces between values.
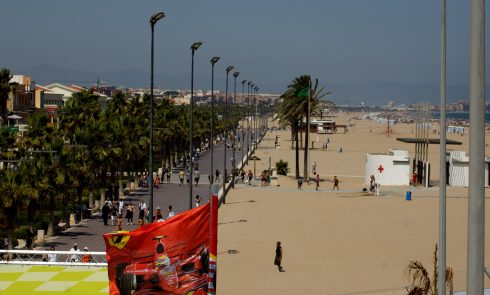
108, 232, 131, 250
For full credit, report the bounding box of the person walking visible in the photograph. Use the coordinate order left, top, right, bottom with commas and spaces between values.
248, 170, 253, 185
179, 170, 185, 186
70, 243, 81, 262
315, 174, 320, 191
154, 175, 160, 190
116, 214, 123, 231
110, 202, 118, 226
167, 205, 175, 219
194, 170, 200, 186
215, 169, 220, 182
195, 195, 201, 208
297, 177, 303, 190
333, 176, 339, 190
166, 168, 171, 183
126, 203, 134, 226
102, 202, 110, 226
312, 161, 317, 175
274, 241, 284, 272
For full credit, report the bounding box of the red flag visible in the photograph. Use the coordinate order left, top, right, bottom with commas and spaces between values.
103, 196, 218, 295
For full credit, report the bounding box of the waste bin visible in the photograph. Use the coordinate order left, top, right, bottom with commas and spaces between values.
406, 191, 412, 201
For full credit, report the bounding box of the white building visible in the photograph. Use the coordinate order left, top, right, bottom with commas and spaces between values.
447, 151, 490, 187
365, 149, 410, 185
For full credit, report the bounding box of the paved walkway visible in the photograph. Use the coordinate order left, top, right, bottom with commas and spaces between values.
39, 130, 258, 251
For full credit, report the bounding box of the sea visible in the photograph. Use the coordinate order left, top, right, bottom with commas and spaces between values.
431, 112, 490, 123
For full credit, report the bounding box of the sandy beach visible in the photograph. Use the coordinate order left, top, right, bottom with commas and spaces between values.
217, 112, 490, 294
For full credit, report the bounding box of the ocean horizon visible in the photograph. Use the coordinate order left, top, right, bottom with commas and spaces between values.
431, 111, 490, 123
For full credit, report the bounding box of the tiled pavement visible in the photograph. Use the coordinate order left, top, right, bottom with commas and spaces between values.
40, 132, 257, 252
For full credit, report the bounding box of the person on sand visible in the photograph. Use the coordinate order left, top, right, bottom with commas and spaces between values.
274, 241, 284, 272
297, 177, 303, 190
333, 176, 339, 190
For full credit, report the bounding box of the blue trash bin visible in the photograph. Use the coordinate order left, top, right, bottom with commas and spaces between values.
406, 191, 412, 201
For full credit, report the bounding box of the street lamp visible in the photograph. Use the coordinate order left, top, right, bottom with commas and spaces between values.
254, 86, 259, 149
223, 65, 234, 197
209, 56, 220, 195
241, 80, 247, 167
189, 41, 202, 209
231, 71, 239, 188
149, 11, 165, 222
247, 81, 252, 157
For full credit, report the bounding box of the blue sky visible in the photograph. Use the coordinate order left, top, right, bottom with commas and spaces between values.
0, 1, 488, 102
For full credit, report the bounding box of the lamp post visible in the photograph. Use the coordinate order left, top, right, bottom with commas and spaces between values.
231, 71, 239, 188
189, 41, 202, 209
467, 0, 485, 292
254, 86, 259, 149
149, 11, 165, 222
247, 81, 253, 157
223, 65, 234, 197
241, 80, 246, 167
209, 57, 220, 196
249, 83, 254, 153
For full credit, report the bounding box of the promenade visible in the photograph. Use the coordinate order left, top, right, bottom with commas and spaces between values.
40, 132, 254, 252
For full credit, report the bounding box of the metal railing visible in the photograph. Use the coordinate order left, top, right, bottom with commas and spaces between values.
0, 250, 107, 267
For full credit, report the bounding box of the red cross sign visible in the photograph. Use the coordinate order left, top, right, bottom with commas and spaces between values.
378, 165, 384, 173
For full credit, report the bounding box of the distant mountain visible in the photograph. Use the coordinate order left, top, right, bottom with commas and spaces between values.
18, 64, 485, 105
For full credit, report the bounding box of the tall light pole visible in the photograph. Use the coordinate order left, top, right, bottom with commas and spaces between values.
209, 56, 220, 196
232, 71, 239, 188
149, 11, 165, 222
250, 83, 254, 152
241, 80, 247, 167
223, 65, 234, 197
254, 86, 259, 149
438, 0, 447, 293
467, 0, 485, 293
247, 81, 252, 157
189, 41, 202, 209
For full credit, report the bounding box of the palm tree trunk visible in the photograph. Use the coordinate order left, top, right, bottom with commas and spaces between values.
290, 124, 294, 149
118, 170, 123, 199
304, 117, 309, 181
47, 194, 55, 236
295, 121, 300, 179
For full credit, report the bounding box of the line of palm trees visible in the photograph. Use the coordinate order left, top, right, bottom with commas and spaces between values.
276, 74, 334, 179
0, 74, 245, 249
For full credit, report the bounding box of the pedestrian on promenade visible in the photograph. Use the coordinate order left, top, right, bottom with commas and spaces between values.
194, 170, 200, 186
102, 202, 109, 226
248, 170, 253, 185
179, 170, 185, 186
333, 176, 339, 190
111, 202, 117, 226
240, 170, 245, 183
154, 175, 160, 190
155, 207, 163, 222
70, 243, 80, 262
260, 172, 266, 187
195, 195, 201, 208
312, 161, 317, 175
137, 217, 144, 228
168, 206, 175, 219
126, 203, 134, 226
48, 246, 57, 262
274, 241, 284, 272
215, 169, 220, 182
81, 247, 93, 263
297, 177, 303, 190
116, 214, 123, 231
315, 174, 320, 191
166, 168, 171, 183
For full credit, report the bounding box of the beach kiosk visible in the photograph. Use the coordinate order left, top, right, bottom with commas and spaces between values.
365, 149, 410, 185
446, 151, 490, 187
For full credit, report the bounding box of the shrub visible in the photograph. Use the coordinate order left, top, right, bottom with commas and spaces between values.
275, 160, 289, 176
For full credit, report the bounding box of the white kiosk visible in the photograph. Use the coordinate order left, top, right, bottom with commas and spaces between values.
365, 149, 410, 185
446, 151, 490, 187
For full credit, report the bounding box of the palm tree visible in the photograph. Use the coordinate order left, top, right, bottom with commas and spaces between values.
406, 244, 454, 295
0, 68, 15, 124
277, 75, 329, 179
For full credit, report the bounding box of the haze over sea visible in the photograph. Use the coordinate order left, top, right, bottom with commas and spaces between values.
431, 112, 490, 123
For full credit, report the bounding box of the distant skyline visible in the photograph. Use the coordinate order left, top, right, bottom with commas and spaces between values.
1, 0, 490, 104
